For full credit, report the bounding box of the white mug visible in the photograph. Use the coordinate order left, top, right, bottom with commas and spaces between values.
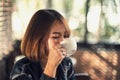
61, 37, 77, 57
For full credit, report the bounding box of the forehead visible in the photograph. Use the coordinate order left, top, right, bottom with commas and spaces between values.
50, 21, 66, 33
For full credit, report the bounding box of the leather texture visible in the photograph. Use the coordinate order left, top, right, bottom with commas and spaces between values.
10, 57, 75, 80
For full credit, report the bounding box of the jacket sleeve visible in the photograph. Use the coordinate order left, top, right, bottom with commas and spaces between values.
10, 73, 56, 80
10, 58, 56, 80
40, 74, 55, 80
10, 65, 33, 80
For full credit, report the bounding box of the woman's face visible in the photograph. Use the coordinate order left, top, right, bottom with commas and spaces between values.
48, 21, 68, 50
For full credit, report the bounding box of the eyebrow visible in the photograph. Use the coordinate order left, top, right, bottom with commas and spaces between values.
52, 32, 60, 34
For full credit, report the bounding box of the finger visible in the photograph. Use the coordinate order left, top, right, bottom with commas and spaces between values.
56, 44, 63, 48
53, 45, 67, 57
62, 51, 66, 56
59, 49, 67, 56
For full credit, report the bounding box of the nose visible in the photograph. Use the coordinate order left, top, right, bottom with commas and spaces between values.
59, 36, 64, 43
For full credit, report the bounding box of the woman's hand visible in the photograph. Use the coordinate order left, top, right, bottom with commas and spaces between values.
49, 44, 66, 67
44, 44, 66, 77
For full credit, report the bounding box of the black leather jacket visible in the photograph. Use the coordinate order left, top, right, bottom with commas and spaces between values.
10, 57, 75, 80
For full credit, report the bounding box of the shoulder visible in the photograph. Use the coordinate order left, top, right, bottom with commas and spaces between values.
13, 57, 30, 70
10, 57, 43, 80
10, 57, 31, 79
16, 57, 29, 63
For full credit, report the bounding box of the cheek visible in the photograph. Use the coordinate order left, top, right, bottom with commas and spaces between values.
48, 39, 56, 50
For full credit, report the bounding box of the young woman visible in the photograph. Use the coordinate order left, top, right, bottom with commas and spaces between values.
10, 9, 75, 80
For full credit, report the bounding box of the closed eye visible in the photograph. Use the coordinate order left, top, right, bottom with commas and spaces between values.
52, 36, 60, 39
